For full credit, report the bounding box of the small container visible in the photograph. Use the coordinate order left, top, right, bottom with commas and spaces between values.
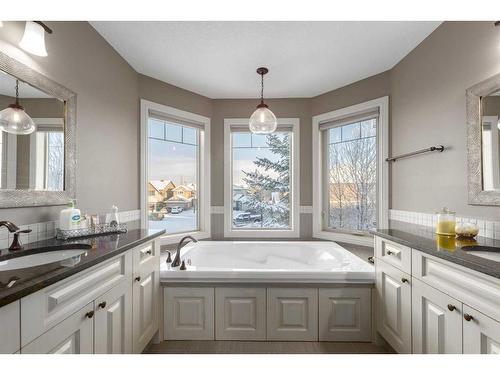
435, 207, 456, 236
455, 223, 479, 239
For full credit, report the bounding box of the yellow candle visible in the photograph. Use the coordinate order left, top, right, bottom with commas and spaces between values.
436, 220, 456, 236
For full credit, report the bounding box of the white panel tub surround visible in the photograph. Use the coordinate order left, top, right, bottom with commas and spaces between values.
375, 235, 500, 354
267, 288, 318, 341
164, 287, 215, 340
216, 288, 266, 341
0, 301, 20, 353
318, 288, 372, 342
161, 241, 374, 283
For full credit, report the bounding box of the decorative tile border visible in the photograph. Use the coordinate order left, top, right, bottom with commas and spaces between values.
389, 209, 498, 239
0, 209, 141, 249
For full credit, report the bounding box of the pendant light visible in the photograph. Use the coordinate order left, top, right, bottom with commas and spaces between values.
0, 79, 36, 135
19, 21, 52, 57
249, 67, 277, 134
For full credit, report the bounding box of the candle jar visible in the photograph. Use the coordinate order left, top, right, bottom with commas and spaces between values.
435, 207, 456, 236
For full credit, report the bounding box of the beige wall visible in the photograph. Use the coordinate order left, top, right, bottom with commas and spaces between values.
390, 21, 500, 220
0, 21, 139, 224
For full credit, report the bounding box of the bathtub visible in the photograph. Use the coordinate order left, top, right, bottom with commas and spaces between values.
160, 240, 374, 283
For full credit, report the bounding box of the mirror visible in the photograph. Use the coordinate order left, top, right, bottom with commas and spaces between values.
0, 70, 65, 191
0, 50, 76, 208
466, 72, 500, 205
481, 89, 500, 191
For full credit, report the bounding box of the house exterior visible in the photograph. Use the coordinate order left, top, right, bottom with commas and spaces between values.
148, 180, 175, 212
165, 184, 197, 210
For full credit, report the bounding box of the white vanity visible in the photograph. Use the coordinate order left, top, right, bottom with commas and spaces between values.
374, 235, 500, 354
0, 235, 161, 354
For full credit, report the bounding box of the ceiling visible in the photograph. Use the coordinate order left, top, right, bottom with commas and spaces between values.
91, 21, 441, 99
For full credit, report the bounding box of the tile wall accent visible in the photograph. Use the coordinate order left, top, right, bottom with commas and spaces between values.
0, 209, 141, 249
389, 209, 498, 239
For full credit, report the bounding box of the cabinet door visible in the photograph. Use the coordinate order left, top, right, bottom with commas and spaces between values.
412, 278, 462, 353
267, 288, 318, 341
0, 301, 20, 354
132, 267, 159, 353
376, 259, 412, 353
215, 288, 266, 341
164, 287, 215, 340
94, 281, 132, 354
21, 302, 94, 354
463, 305, 500, 354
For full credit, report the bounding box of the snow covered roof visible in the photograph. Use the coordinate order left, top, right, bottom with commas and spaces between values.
167, 196, 193, 202
173, 184, 195, 192
149, 180, 174, 192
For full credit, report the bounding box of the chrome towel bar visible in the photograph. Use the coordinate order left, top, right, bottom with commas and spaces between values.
386, 145, 445, 162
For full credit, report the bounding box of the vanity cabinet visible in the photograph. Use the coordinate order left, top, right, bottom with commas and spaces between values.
3, 238, 161, 354
0, 301, 20, 354
375, 235, 500, 354
375, 258, 412, 353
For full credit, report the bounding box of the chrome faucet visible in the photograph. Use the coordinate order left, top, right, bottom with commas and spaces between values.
0, 221, 32, 251
171, 235, 197, 268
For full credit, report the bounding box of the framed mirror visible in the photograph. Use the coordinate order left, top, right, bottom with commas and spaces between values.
0, 51, 76, 207
466, 72, 500, 205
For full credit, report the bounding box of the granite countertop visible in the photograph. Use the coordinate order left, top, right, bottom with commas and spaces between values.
0, 223, 165, 308
370, 221, 500, 279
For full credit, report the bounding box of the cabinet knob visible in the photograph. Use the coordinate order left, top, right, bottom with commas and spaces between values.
135, 276, 141, 282
447, 304, 456, 311
387, 250, 394, 256
85, 310, 95, 319
367, 256, 375, 264
98, 301, 107, 309
464, 313, 474, 322
401, 277, 409, 283
146, 250, 152, 255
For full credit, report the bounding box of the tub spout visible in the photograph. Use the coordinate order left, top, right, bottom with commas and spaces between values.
172, 235, 198, 267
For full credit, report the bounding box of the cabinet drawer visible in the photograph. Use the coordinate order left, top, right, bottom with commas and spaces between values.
463, 304, 500, 354
21, 251, 132, 346
0, 301, 20, 354
133, 241, 159, 275
412, 249, 500, 323
375, 236, 411, 274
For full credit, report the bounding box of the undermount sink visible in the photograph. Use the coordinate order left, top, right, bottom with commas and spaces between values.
0, 250, 87, 272
461, 245, 500, 262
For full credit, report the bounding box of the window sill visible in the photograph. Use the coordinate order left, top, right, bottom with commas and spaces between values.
224, 228, 300, 239
313, 230, 374, 247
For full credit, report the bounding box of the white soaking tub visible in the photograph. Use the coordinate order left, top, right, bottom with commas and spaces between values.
160, 240, 374, 283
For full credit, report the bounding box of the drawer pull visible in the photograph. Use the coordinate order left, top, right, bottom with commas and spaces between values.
367, 256, 374, 264
386, 250, 394, 256
85, 311, 95, 319
146, 250, 152, 255
135, 276, 141, 282
401, 277, 409, 284
447, 304, 456, 311
98, 301, 107, 309
464, 313, 474, 322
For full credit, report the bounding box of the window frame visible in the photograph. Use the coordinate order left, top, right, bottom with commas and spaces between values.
140, 99, 211, 245
312, 97, 389, 246
224, 118, 300, 238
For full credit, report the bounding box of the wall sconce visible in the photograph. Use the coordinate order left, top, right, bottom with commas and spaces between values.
19, 21, 52, 57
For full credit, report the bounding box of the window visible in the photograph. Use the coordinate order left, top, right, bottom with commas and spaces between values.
141, 100, 210, 242
313, 97, 388, 245
224, 118, 300, 237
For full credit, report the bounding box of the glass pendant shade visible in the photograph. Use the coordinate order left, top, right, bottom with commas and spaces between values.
0, 104, 36, 135
249, 104, 277, 134
19, 21, 48, 56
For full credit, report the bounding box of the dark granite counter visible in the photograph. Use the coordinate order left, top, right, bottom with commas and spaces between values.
0, 223, 165, 308
370, 221, 500, 279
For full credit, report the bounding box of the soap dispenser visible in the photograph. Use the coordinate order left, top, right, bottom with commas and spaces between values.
108, 205, 119, 227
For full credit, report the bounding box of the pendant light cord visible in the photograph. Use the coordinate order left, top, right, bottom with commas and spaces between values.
15, 80, 19, 106
260, 73, 264, 103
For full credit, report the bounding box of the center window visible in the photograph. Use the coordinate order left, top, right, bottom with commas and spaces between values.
224, 119, 299, 237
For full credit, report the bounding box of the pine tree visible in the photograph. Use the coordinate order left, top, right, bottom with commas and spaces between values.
242, 134, 290, 227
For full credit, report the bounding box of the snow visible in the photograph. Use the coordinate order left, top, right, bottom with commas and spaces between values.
148, 209, 197, 234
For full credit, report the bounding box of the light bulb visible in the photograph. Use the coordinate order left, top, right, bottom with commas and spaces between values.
249, 106, 277, 134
